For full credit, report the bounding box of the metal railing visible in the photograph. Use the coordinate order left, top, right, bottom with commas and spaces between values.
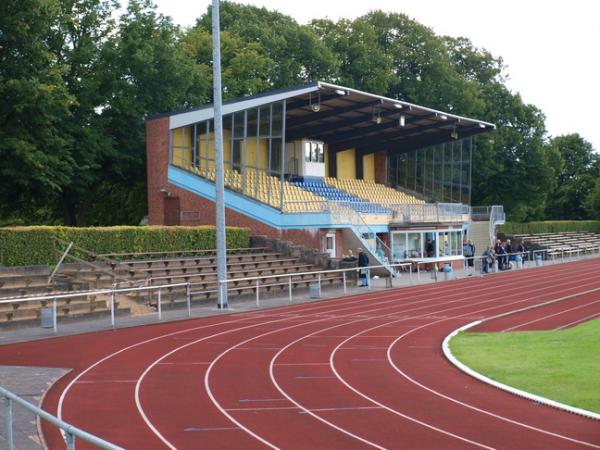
2, 247, 599, 332
217, 262, 413, 309
0, 386, 123, 450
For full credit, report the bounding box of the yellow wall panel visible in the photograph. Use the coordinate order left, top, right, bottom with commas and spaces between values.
324, 145, 329, 175
336, 148, 356, 179
363, 153, 375, 181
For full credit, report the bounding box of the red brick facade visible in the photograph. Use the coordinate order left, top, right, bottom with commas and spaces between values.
146, 117, 326, 251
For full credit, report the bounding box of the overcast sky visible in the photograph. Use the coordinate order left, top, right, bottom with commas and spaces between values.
151, 0, 600, 152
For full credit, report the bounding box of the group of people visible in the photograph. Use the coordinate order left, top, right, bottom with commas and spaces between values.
342, 247, 370, 287
481, 239, 526, 273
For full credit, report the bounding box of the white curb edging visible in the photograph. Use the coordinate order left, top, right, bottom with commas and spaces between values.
443, 321, 600, 421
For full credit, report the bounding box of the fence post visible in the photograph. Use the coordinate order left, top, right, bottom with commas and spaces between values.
342, 271, 347, 294
110, 285, 116, 328
157, 288, 162, 321
288, 276, 292, 303
4, 396, 13, 450
417, 263, 421, 283
52, 299, 57, 334
66, 431, 75, 450
186, 283, 191, 317
318, 273, 322, 297
367, 268, 371, 289
255, 279, 260, 307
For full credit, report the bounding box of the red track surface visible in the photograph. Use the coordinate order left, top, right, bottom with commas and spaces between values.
1, 259, 599, 449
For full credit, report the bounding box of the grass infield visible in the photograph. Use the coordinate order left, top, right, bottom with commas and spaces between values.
450, 318, 600, 413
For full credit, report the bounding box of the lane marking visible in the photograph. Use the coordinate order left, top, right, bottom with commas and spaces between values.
502, 298, 600, 332
555, 312, 600, 330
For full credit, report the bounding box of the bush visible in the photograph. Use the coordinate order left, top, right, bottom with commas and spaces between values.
500, 221, 600, 236
0, 226, 250, 267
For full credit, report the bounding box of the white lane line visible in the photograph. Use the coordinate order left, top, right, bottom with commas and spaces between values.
554, 312, 600, 330
60, 258, 595, 448
385, 300, 600, 447
324, 270, 600, 449
502, 298, 600, 332
145, 260, 600, 448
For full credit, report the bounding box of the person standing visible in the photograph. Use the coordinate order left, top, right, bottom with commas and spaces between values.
463, 239, 475, 272
357, 247, 369, 287
482, 246, 493, 274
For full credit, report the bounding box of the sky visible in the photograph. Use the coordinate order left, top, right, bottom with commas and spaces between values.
151, 0, 600, 152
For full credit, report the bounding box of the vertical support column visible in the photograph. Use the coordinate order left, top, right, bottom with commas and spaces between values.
66, 432, 75, 450
52, 299, 57, 334
158, 288, 162, 321
255, 279, 260, 307
212, 0, 228, 310
4, 396, 13, 450
342, 271, 347, 294
280, 100, 287, 210
186, 282, 192, 317
110, 285, 116, 328
288, 276, 292, 303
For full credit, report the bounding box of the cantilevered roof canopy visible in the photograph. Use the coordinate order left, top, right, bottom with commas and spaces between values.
162, 81, 495, 155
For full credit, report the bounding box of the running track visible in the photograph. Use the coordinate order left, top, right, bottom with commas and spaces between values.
0, 259, 599, 449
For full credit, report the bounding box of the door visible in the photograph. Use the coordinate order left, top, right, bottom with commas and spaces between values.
326, 232, 336, 258
164, 197, 181, 226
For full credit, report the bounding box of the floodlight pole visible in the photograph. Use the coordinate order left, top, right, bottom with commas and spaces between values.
212, 0, 228, 309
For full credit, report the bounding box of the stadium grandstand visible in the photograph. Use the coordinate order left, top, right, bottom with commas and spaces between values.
146, 81, 504, 274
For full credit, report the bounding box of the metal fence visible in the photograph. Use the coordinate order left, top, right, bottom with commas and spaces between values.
0, 386, 123, 450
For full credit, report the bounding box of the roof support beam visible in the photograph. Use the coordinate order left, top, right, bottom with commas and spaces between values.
286, 100, 379, 129
329, 118, 456, 152
323, 113, 437, 145
362, 125, 483, 155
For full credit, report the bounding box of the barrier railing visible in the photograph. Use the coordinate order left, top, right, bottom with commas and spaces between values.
218, 262, 413, 309
2, 247, 599, 331
0, 386, 123, 450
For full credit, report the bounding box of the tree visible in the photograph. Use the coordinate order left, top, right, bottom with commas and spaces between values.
0, 0, 74, 224
545, 134, 599, 220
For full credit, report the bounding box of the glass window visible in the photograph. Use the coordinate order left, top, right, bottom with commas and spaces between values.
233, 111, 245, 139
247, 109, 258, 138
424, 231, 436, 258
259, 106, 270, 137
392, 233, 407, 261
438, 231, 450, 257
407, 232, 422, 258
271, 102, 283, 138
317, 143, 324, 163
452, 231, 462, 256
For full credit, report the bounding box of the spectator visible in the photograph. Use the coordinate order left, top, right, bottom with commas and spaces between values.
517, 241, 527, 260
482, 246, 493, 274
425, 239, 434, 258
463, 239, 475, 272
505, 239, 514, 262
357, 247, 369, 287
342, 249, 357, 262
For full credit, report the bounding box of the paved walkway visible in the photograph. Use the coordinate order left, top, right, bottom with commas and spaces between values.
0, 366, 69, 450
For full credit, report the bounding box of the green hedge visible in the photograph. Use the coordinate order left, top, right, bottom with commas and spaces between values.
0, 226, 250, 267
500, 221, 600, 236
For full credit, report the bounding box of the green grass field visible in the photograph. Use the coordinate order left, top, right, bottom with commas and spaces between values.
450, 318, 600, 413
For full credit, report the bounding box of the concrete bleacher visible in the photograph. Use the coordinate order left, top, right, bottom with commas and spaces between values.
0, 266, 117, 324
511, 231, 600, 257
0, 244, 344, 325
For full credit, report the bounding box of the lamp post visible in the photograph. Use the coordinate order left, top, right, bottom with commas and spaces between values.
212, 0, 228, 309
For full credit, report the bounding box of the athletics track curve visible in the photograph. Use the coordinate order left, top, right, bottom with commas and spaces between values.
0, 258, 598, 449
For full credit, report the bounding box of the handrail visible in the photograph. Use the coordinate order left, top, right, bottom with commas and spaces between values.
0, 385, 124, 450
98, 246, 268, 259
218, 262, 412, 286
